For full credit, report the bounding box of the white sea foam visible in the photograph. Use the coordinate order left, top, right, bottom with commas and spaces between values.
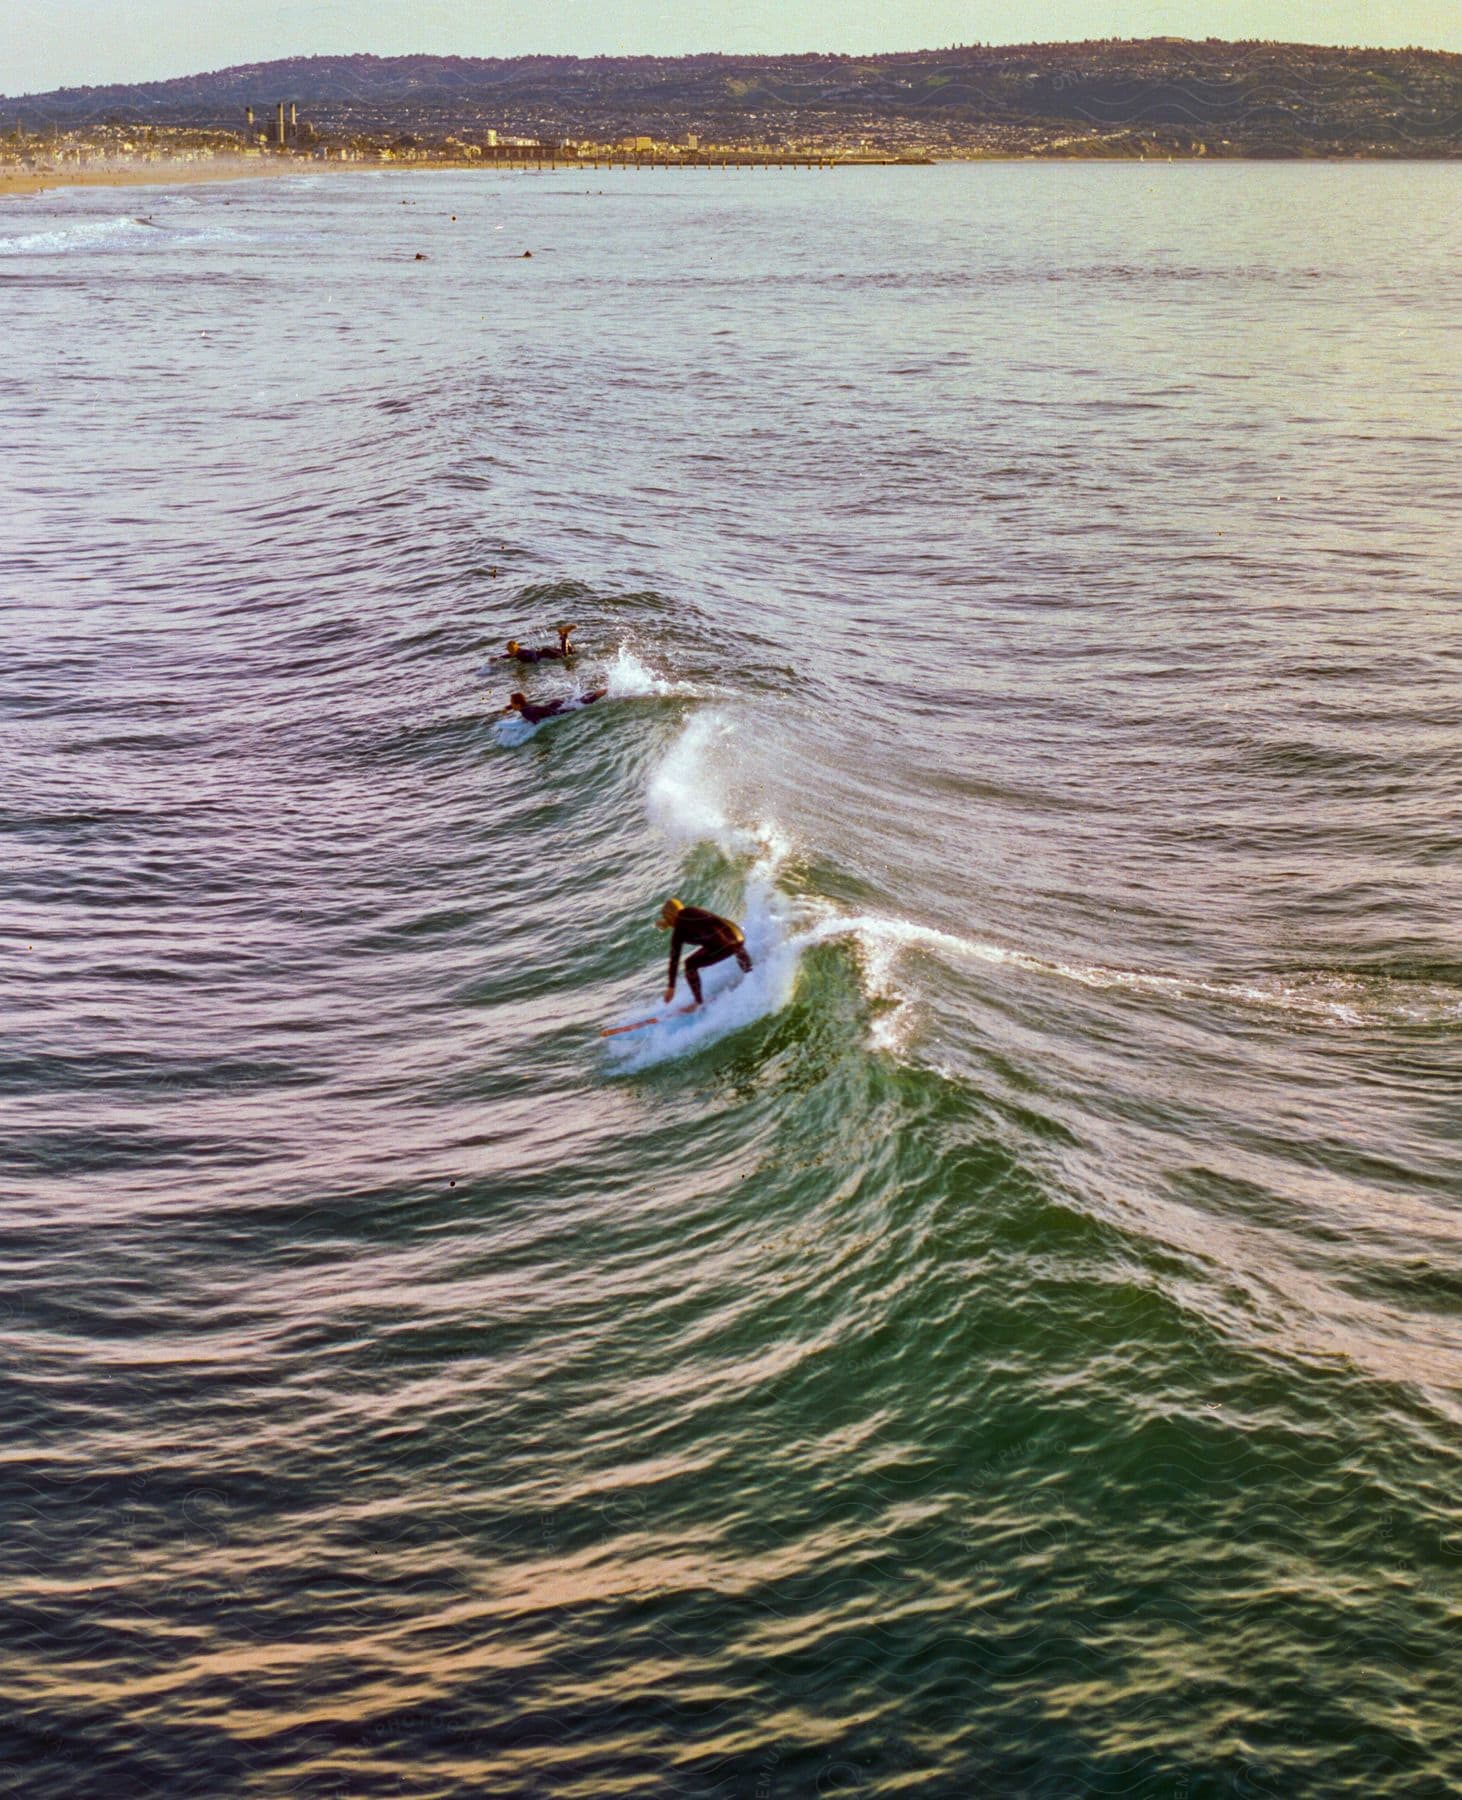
599, 644, 691, 701
788, 908, 1461, 1034
646, 712, 734, 849
609, 711, 796, 1069
0, 215, 248, 256
609, 715, 1458, 1067
0, 216, 152, 256
611, 717, 1034, 1066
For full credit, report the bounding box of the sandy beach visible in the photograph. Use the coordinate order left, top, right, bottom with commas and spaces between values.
0, 157, 309, 201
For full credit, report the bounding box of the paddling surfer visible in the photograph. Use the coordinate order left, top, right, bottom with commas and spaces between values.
504, 687, 606, 725
657, 898, 752, 1007
493, 624, 578, 664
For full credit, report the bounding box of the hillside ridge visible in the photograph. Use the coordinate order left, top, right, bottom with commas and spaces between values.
6, 41, 1459, 158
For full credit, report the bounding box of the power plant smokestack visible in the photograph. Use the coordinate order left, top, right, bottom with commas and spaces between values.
275, 101, 286, 147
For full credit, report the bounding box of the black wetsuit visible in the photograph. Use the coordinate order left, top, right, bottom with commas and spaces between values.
502, 643, 568, 664
512, 688, 606, 725
667, 906, 753, 1005
497, 632, 576, 665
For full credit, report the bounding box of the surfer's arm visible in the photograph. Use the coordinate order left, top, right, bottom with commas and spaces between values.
665, 925, 685, 999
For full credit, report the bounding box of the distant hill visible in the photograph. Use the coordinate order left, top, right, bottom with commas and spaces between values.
5, 41, 1459, 156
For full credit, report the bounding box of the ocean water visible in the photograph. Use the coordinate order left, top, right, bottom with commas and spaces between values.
2, 162, 1459, 1797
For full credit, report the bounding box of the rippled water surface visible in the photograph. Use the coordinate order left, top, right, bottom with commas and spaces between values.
3, 163, 1460, 1797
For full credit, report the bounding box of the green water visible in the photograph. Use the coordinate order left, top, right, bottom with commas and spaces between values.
2, 162, 1459, 1795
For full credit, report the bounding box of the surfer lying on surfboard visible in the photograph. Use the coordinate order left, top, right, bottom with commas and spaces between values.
492, 624, 578, 664
657, 897, 752, 1007
503, 687, 607, 725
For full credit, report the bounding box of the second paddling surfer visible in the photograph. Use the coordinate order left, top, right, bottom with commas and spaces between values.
493, 624, 578, 664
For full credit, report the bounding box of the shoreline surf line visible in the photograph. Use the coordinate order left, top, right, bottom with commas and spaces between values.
0, 158, 346, 202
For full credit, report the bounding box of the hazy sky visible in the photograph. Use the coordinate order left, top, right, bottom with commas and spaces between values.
5, 0, 1457, 95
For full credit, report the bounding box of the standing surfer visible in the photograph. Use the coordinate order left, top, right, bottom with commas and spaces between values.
658, 898, 752, 1007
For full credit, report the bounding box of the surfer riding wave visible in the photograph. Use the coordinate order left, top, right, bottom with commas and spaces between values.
658, 897, 753, 1007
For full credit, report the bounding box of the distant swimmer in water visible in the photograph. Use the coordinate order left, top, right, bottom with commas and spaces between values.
503, 687, 606, 725
657, 898, 752, 1007
493, 624, 578, 664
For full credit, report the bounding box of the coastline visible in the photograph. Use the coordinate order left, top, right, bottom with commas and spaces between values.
0, 157, 310, 201
3, 149, 1449, 207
